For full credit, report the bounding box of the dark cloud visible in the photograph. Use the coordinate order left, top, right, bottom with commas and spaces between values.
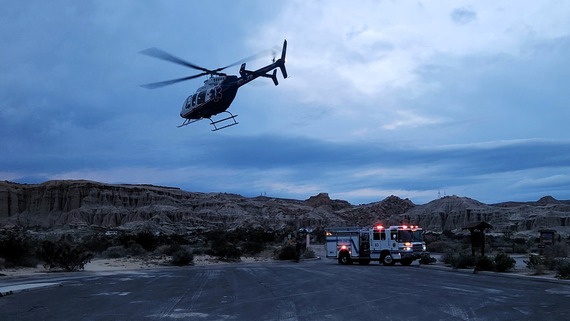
451, 7, 477, 25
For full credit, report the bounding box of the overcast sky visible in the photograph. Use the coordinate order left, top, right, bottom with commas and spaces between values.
2, 1, 570, 205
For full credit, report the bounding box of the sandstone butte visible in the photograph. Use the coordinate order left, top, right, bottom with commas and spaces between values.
1, 180, 569, 238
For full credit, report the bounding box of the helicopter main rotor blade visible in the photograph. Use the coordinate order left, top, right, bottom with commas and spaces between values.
140, 73, 209, 89
213, 49, 276, 73
140, 47, 212, 73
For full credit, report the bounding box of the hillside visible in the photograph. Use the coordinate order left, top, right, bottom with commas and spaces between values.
1, 180, 569, 237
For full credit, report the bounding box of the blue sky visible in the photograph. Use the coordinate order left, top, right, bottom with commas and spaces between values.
2, 1, 570, 205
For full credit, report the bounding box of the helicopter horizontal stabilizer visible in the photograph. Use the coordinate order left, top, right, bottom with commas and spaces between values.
260, 69, 279, 86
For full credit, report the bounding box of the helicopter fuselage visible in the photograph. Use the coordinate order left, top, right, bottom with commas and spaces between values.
180, 75, 239, 120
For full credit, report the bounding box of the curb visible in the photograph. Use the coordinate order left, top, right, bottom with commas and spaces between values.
0, 282, 62, 297
419, 263, 570, 285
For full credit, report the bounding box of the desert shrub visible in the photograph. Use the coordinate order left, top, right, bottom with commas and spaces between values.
276, 245, 297, 260
192, 248, 206, 255
102, 243, 145, 258
543, 243, 570, 258
555, 259, 570, 279
475, 256, 495, 271
525, 254, 548, 275
302, 247, 316, 259
427, 240, 457, 253
313, 227, 326, 244
450, 253, 476, 269
171, 248, 194, 266
166, 234, 190, 246
156, 244, 182, 256
133, 230, 159, 252
206, 238, 241, 261
533, 264, 547, 275
240, 241, 265, 255
81, 234, 112, 253
419, 253, 437, 265
508, 237, 531, 254
102, 245, 129, 258
37, 239, 93, 271
116, 230, 159, 252
442, 251, 454, 265
125, 243, 146, 257
0, 230, 39, 267
494, 252, 516, 272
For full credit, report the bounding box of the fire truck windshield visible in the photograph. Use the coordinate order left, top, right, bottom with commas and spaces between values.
398, 230, 423, 242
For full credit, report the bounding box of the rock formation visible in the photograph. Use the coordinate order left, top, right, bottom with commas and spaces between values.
1, 180, 569, 237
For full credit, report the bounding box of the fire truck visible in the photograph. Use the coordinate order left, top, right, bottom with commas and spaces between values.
325, 225, 428, 266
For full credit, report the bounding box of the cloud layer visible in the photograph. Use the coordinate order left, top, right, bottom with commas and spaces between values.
2, 1, 570, 204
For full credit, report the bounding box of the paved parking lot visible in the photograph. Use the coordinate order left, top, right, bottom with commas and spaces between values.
1, 257, 569, 320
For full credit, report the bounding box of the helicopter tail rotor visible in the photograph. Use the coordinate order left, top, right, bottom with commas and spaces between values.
278, 40, 288, 79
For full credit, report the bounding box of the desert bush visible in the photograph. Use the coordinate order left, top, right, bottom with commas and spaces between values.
276, 245, 297, 260
125, 243, 146, 257
37, 239, 93, 271
81, 234, 112, 253
240, 240, 265, 255
192, 247, 206, 255
102, 245, 129, 258
102, 243, 145, 258
449, 253, 476, 269
525, 254, 543, 269
156, 244, 182, 256
427, 240, 458, 253
117, 230, 160, 252
206, 238, 241, 261
133, 230, 159, 252
313, 227, 326, 244
442, 251, 455, 265
542, 243, 570, 258
494, 252, 516, 272
555, 259, 570, 279
475, 256, 495, 271
302, 247, 316, 259
0, 230, 39, 268
419, 253, 437, 265
171, 248, 194, 266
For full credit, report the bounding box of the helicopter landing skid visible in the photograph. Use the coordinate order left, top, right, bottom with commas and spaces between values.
209, 112, 239, 131
177, 118, 201, 128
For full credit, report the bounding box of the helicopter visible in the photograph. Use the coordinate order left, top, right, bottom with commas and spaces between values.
141, 40, 288, 131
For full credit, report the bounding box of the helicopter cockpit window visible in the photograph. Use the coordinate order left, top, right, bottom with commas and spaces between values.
191, 94, 197, 106
197, 92, 205, 105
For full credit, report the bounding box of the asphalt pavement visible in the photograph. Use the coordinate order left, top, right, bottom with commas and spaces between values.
1, 255, 569, 320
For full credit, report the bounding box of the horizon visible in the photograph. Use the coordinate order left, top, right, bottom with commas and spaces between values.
2, 179, 567, 207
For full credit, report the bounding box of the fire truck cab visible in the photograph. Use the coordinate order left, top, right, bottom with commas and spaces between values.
325, 225, 428, 266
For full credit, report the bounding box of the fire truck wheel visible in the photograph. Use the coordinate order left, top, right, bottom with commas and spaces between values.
381, 253, 395, 266
338, 252, 352, 265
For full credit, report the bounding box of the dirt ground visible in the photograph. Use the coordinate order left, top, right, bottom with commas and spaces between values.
0, 246, 564, 282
